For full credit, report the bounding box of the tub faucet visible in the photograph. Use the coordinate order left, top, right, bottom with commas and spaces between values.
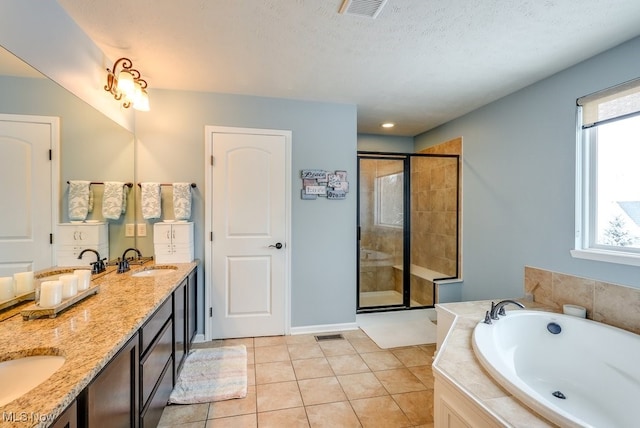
78, 248, 105, 274
490, 299, 525, 320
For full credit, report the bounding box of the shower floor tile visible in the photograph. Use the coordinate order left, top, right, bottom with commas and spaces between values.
359, 290, 420, 307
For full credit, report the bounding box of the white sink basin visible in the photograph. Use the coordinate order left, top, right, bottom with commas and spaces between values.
131, 266, 177, 278
0, 355, 65, 406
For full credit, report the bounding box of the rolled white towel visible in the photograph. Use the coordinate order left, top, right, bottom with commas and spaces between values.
68, 180, 91, 221
141, 183, 162, 220
102, 182, 126, 220
173, 183, 192, 220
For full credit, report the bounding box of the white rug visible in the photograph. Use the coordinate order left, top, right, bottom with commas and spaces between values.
169, 345, 247, 404
357, 309, 437, 349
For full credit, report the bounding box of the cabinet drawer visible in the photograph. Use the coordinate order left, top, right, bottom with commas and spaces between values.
57, 223, 108, 245
140, 298, 172, 353
140, 319, 173, 407
140, 357, 173, 428
154, 246, 194, 264
57, 245, 109, 267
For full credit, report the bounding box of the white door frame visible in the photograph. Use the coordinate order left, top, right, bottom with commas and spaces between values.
0, 113, 59, 269
204, 125, 292, 341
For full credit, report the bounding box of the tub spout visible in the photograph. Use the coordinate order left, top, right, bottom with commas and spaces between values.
490, 299, 525, 320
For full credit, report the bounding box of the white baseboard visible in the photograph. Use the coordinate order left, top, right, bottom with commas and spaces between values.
289, 322, 359, 335
192, 333, 206, 343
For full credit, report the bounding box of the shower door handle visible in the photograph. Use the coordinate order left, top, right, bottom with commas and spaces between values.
268, 242, 283, 249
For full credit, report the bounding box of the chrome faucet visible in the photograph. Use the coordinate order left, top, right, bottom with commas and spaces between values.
117, 248, 143, 273
482, 299, 525, 324
78, 248, 105, 274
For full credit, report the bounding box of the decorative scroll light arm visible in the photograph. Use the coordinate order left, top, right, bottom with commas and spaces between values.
104, 57, 148, 109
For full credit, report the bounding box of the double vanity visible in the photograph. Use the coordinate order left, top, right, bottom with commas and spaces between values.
0, 261, 198, 428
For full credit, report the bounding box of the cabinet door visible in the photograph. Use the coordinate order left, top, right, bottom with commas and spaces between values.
81, 333, 139, 428
187, 269, 197, 349
50, 400, 77, 428
172, 223, 193, 243
153, 223, 172, 244
174, 279, 187, 381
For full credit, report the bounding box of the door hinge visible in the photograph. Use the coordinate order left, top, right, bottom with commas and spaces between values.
209, 307, 213, 317
50, 233, 53, 244
210, 155, 214, 166
48, 149, 52, 161
210, 231, 213, 241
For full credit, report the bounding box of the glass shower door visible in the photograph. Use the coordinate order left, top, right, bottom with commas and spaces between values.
358, 156, 405, 309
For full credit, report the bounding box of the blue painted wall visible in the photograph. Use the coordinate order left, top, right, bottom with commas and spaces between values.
415, 36, 640, 301
357, 133, 414, 152
135, 89, 358, 329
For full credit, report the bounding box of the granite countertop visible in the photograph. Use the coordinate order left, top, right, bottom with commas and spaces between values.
433, 300, 557, 428
0, 261, 198, 428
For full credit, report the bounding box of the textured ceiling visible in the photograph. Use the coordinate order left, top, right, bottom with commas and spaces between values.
56, 0, 640, 136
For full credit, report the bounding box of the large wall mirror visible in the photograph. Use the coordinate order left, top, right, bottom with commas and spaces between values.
0, 45, 135, 265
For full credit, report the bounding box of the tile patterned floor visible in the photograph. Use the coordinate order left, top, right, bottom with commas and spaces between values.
158, 329, 436, 427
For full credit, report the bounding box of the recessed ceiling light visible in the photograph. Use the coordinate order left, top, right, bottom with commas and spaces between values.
381, 122, 395, 128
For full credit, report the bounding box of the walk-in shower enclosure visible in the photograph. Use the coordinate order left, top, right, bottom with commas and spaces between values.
357, 152, 460, 311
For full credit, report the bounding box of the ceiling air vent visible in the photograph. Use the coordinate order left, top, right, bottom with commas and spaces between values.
339, 0, 389, 18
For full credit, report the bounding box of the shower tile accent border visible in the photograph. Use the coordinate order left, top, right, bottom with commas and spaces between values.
524, 265, 640, 335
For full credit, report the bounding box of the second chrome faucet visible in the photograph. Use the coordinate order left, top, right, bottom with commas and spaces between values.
483, 299, 525, 324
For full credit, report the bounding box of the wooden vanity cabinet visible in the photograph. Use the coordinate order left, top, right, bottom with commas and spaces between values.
78, 333, 139, 427
78, 266, 197, 428
174, 270, 198, 381
139, 298, 174, 428
50, 400, 77, 428
187, 269, 197, 348
174, 278, 186, 382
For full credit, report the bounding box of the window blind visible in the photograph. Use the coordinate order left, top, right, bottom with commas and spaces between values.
577, 78, 640, 129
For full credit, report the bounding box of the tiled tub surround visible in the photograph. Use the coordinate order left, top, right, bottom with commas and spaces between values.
0, 261, 198, 428
433, 301, 557, 427
524, 266, 640, 334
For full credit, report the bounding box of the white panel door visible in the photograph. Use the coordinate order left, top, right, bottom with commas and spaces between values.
208, 127, 290, 339
0, 114, 58, 276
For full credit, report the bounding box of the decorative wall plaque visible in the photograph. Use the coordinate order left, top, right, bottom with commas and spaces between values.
300, 169, 348, 200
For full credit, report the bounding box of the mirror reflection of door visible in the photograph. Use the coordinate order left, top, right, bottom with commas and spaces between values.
0, 114, 58, 276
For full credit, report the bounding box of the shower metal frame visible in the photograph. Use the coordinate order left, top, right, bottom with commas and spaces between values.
356, 151, 460, 313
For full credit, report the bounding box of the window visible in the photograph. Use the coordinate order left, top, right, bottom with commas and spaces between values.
375, 172, 403, 228
573, 78, 640, 266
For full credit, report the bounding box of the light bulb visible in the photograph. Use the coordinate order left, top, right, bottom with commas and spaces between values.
117, 71, 135, 97
134, 89, 150, 111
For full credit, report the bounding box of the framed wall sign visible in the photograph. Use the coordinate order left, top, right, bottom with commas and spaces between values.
300, 169, 348, 200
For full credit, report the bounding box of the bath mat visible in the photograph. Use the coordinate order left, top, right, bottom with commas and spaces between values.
169, 345, 247, 404
357, 309, 437, 349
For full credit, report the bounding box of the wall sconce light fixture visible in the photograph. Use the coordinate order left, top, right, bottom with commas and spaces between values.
104, 57, 150, 111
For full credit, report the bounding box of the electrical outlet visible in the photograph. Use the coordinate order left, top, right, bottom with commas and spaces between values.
125, 223, 135, 237
137, 223, 147, 237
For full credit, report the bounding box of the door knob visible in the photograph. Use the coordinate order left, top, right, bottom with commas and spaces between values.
268, 242, 283, 249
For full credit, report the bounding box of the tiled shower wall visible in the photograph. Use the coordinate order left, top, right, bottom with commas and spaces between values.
524, 266, 640, 335
416, 137, 462, 278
